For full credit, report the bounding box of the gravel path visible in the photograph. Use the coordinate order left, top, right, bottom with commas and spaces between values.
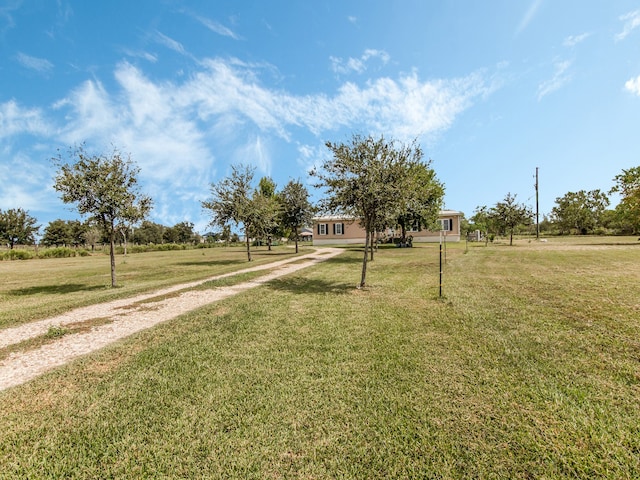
0, 248, 343, 391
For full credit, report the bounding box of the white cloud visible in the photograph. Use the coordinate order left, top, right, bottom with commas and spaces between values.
563, 32, 590, 47
155, 31, 188, 56
194, 15, 240, 40
0, 151, 55, 212
177, 57, 489, 142
616, 9, 640, 41
625, 75, 640, 96
0, 100, 51, 139
13, 56, 493, 230
516, 0, 543, 35
330, 49, 390, 75
537, 59, 572, 101
16, 52, 54, 73
123, 48, 158, 63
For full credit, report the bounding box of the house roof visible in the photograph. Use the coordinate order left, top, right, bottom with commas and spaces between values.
313, 210, 462, 221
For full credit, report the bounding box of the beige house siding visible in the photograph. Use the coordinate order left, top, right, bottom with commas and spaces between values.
312, 211, 462, 245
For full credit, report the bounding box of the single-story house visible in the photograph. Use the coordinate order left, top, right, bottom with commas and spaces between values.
312, 210, 462, 245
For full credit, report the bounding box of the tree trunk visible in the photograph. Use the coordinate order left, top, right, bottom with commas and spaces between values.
509, 230, 513, 246
360, 229, 369, 288
294, 235, 299, 254
369, 231, 375, 261
245, 228, 252, 261
109, 228, 117, 287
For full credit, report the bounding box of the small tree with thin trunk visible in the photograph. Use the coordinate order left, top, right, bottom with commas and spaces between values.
53, 144, 152, 287
313, 134, 434, 288
202, 164, 257, 261
489, 193, 533, 246
279, 179, 314, 253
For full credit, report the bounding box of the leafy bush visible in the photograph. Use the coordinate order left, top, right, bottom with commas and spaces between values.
0, 249, 34, 261
155, 243, 186, 251
39, 247, 77, 258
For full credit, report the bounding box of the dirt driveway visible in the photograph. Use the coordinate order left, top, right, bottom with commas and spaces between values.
0, 248, 343, 391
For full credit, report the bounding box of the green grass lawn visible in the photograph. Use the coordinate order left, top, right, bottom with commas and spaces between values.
1, 237, 639, 478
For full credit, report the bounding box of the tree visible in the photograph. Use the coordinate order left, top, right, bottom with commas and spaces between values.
279, 179, 315, 253
396, 161, 444, 244
610, 166, 640, 234
133, 221, 164, 244
202, 164, 257, 261
53, 144, 152, 287
172, 221, 196, 244
488, 193, 533, 246
0, 208, 39, 249
470, 206, 493, 245
254, 177, 281, 250
84, 225, 102, 251
550, 189, 609, 235
42, 219, 71, 247
312, 134, 437, 287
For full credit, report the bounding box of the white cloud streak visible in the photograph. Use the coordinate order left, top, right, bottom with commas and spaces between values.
563, 32, 590, 47
537, 59, 572, 101
516, 0, 543, 35
194, 15, 240, 40
16, 52, 54, 73
616, 9, 640, 41
155, 31, 188, 56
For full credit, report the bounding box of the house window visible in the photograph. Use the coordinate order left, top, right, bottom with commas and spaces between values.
333, 223, 344, 235
440, 219, 453, 231
317, 223, 328, 235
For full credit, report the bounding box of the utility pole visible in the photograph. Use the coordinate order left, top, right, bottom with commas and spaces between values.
535, 167, 540, 240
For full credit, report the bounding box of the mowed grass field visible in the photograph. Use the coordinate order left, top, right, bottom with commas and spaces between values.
1, 237, 639, 478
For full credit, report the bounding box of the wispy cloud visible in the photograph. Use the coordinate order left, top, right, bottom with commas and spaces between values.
155, 31, 188, 56
0, 1, 20, 34
194, 15, 240, 40
537, 59, 572, 101
516, 0, 543, 35
14, 57, 494, 227
616, 9, 640, 41
625, 75, 640, 96
563, 32, 590, 47
16, 52, 54, 73
123, 48, 158, 63
330, 49, 390, 75
0, 100, 51, 139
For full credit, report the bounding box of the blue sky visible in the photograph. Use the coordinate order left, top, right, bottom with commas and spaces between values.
1, 1, 639, 234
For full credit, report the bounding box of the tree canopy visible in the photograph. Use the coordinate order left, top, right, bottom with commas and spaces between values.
53, 144, 152, 287
488, 193, 533, 245
202, 164, 259, 261
312, 134, 443, 287
610, 166, 640, 234
551, 189, 609, 235
279, 179, 315, 253
0, 208, 39, 249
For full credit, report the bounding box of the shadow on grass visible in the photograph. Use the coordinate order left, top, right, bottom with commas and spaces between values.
8, 284, 106, 296
176, 259, 240, 267
267, 276, 354, 295
252, 250, 300, 257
